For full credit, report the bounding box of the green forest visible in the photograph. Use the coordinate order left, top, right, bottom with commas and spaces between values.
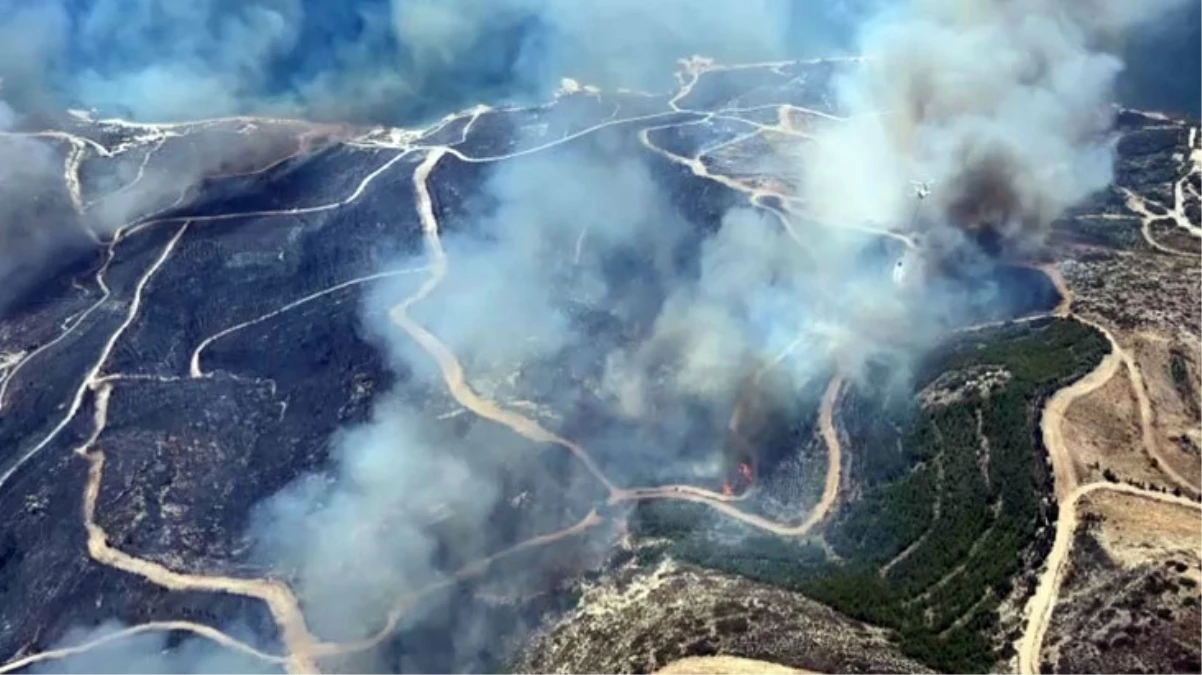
630, 318, 1110, 673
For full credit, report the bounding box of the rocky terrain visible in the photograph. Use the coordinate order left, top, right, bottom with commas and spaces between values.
517, 559, 932, 674
1040, 490, 1201, 674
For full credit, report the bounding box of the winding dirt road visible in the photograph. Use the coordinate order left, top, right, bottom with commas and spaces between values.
1039, 341, 1121, 501
1016, 322, 1202, 675
1016, 481, 1202, 675
657, 655, 817, 674
0, 620, 285, 675
390, 143, 846, 540
1016, 249, 1201, 672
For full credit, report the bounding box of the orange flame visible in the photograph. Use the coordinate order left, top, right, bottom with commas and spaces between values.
723, 482, 733, 497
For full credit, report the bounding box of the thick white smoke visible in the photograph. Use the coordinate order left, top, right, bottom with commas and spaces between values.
251, 395, 501, 643
802, 0, 1190, 252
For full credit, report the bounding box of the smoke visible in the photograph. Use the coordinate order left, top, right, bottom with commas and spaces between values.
246, 4, 1196, 665
0, 0, 864, 124
250, 394, 501, 643
800, 0, 1191, 254
0, 134, 87, 316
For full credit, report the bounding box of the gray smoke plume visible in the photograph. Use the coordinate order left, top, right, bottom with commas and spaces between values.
241, 133, 861, 668
0, 133, 83, 314
800, 0, 1190, 254
251, 394, 501, 643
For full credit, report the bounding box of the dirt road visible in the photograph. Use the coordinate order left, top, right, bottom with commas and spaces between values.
658, 655, 818, 674
1016, 481, 1202, 674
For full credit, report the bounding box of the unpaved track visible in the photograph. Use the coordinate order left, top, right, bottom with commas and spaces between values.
313, 510, 605, 658
1012, 266, 1119, 671
1075, 315, 1201, 497
79, 380, 320, 673
0, 620, 285, 674
0, 222, 191, 493
1040, 343, 1122, 501
657, 655, 817, 674
1123, 187, 1192, 256
1038, 243, 1197, 497
1016, 481, 1202, 675
636, 119, 916, 250
82, 452, 320, 673
190, 265, 428, 378
388, 149, 618, 494
1016, 257, 1202, 674
812, 377, 845, 532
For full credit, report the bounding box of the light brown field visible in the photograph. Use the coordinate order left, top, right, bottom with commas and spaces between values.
1082, 489, 1202, 568
1126, 333, 1202, 495
1060, 359, 1176, 490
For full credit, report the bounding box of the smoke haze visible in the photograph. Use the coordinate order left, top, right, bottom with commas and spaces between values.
0, 0, 868, 124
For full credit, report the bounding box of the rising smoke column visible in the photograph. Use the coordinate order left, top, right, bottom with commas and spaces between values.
801, 0, 1190, 255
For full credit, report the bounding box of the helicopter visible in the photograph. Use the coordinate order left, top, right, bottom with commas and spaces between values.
909, 178, 936, 200
892, 178, 937, 286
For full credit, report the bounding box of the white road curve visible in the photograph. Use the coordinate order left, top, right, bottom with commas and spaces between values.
189, 265, 429, 378
0, 620, 285, 674
0, 246, 119, 412
0, 222, 189, 493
